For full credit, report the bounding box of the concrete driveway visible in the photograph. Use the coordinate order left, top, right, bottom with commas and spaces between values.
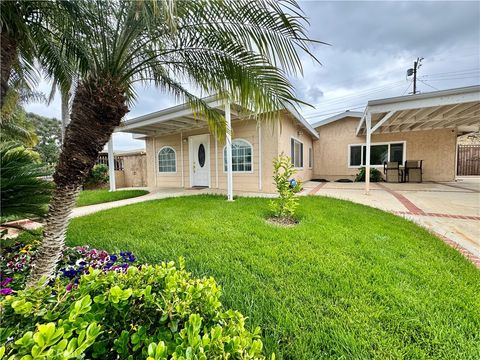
302, 180, 480, 266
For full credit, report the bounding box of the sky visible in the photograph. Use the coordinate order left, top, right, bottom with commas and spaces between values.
25, 0, 480, 150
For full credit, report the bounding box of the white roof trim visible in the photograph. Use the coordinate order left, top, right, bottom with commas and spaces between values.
284, 103, 319, 139
366, 85, 480, 114
116, 95, 319, 139
357, 86, 480, 135
310, 111, 364, 129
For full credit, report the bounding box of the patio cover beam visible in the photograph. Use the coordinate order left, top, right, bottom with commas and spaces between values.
365, 113, 372, 195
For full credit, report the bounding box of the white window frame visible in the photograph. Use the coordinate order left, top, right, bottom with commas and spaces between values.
347, 141, 406, 168
157, 146, 177, 174
291, 137, 304, 169
223, 138, 254, 174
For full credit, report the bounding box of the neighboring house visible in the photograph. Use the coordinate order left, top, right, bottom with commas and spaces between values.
98, 149, 147, 188
115, 86, 480, 193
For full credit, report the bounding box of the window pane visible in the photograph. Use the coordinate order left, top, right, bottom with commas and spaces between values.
390, 143, 404, 163
371, 145, 388, 165
158, 147, 176, 172
350, 146, 362, 166
292, 140, 303, 167
224, 140, 252, 172
362, 145, 388, 165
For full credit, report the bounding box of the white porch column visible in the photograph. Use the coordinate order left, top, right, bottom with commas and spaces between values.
225, 100, 234, 201
107, 136, 116, 192
365, 113, 371, 195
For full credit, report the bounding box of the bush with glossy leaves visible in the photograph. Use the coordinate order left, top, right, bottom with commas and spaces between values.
1, 260, 271, 359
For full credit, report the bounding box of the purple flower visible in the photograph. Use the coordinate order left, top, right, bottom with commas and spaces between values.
0, 278, 13, 287
128, 255, 136, 262
0, 288, 13, 295
66, 283, 74, 292
110, 255, 118, 262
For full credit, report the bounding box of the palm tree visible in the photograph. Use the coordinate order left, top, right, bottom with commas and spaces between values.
27, 0, 322, 286
0, 0, 81, 109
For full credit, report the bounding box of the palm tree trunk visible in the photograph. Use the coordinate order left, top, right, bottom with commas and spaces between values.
0, 30, 17, 109
27, 77, 128, 287
60, 87, 71, 143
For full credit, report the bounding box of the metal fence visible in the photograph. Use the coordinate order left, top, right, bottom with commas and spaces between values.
96, 154, 124, 170
457, 145, 480, 176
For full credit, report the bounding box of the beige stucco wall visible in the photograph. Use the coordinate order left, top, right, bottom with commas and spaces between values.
313, 117, 457, 182
145, 119, 276, 193
277, 113, 314, 184
312, 117, 360, 181
144, 112, 315, 193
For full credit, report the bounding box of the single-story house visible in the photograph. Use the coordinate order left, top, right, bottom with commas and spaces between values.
113, 85, 480, 194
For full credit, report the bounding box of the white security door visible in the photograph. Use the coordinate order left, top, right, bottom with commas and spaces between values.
189, 134, 210, 187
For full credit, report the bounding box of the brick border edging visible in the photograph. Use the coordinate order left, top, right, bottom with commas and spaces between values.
432, 232, 480, 268
395, 211, 480, 221
376, 183, 426, 215
375, 183, 480, 267
309, 182, 328, 195
393, 211, 480, 268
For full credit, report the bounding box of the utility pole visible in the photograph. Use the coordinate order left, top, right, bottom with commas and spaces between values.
407, 57, 423, 94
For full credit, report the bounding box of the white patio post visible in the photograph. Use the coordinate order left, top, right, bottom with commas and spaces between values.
107, 136, 116, 192
365, 112, 371, 195
225, 100, 234, 201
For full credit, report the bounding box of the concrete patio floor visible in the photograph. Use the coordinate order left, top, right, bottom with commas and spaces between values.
302, 180, 480, 265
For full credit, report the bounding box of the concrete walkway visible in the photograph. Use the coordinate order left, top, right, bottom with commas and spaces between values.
71, 188, 204, 218
71, 187, 276, 218
302, 180, 480, 266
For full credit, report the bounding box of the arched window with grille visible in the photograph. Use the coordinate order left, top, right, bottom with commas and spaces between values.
223, 139, 253, 173
158, 146, 176, 173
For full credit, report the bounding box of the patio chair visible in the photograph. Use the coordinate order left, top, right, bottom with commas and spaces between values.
404, 160, 423, 183
384, 161, 403, 183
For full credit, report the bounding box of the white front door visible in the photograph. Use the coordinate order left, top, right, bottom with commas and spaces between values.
189, 134, 210, 187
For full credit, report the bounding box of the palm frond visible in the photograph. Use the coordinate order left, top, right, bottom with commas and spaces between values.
0, 142, 53, 222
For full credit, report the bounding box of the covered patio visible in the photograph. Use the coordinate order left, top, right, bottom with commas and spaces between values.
357, 86, 480, 192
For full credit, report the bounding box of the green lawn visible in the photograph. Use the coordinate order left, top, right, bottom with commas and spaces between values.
66, 195, 480, 359
76, 189, 149, 207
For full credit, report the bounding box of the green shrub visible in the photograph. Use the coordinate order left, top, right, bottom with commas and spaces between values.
0, 142, 53, 223
269, 154, 300, 219
85, 164, 109, 188
354, 167, 383, 182
1, 261, 269, 359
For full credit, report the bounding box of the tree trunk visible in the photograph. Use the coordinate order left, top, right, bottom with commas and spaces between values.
0, 30, 17, 109
27, 77, 128, 287
60, 86, 72, 143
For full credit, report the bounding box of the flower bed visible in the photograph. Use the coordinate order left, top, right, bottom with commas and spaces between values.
0, 238, 269, 359
1, 239, 136, 294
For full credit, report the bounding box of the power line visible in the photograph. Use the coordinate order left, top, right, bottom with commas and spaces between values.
420, 68, 480, 77
418, 79, 439, 91
305, 105, 366, 119
303, 81, 405, 115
